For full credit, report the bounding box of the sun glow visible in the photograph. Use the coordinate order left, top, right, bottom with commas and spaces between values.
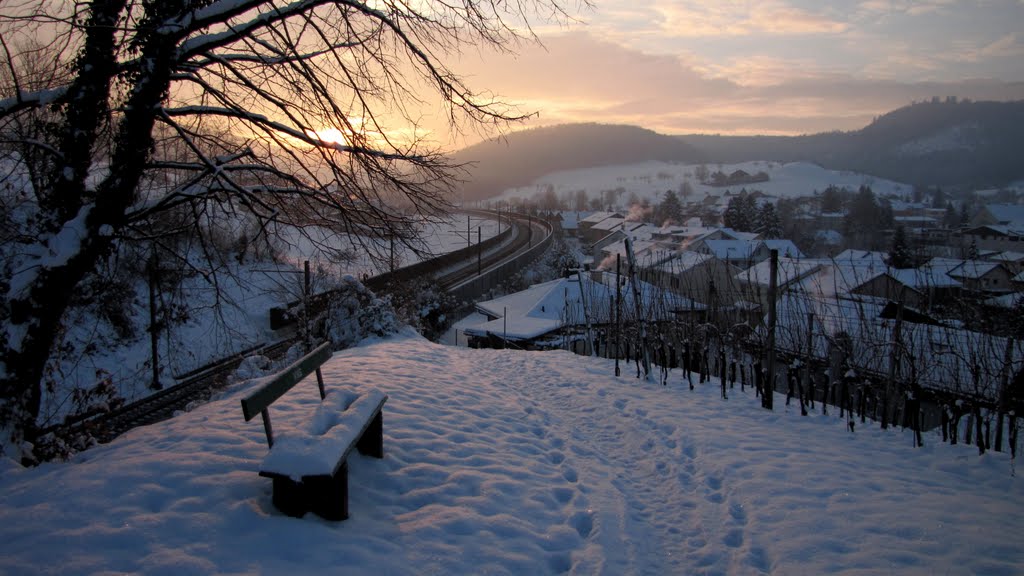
307, 127, 351, 147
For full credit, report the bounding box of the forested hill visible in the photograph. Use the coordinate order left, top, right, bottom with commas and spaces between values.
451, 124, 705, 202
680, 99, 1024, 190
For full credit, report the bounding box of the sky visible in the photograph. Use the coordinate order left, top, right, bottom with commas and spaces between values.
446, 0, 1024, 143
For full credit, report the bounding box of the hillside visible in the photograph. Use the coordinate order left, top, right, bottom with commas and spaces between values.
681, 99, 1024, 189
451, 124, 705, 202
451, 101, 1024, 200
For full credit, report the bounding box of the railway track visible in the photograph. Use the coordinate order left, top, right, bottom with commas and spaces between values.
40, 338, 297, 447
40, 210, 548, 454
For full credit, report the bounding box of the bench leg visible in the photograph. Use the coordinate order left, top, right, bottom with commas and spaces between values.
306, 463, 349, 521
356, 410, 384, 459
271, 476, 308, 519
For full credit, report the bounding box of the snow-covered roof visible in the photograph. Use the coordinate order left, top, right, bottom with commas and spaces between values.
983, 203, 1024, 228
598, 234, 676, 263
792, 263, 892, 299
891, 267, 963, 290
967, 224, 1024, 237
703, 239, 759, 261
649, 251, 714, 274
833, 249, 888, 266
590, 216, 627, 231
762, 239, 804, 259
991, 251, 1024, 263
736, 257, 822, 288
719, 228, 759, 241
579, 211, 622, 225
467, 273, 675, 340
948, 260, 1003, 280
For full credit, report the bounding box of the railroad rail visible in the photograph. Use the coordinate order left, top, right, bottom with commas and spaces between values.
36, 338, 297, 448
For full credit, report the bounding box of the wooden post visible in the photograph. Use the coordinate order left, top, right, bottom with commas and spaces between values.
615, 254, 621, 377
805, 312, 814, 408
764, 249, 778, 410
995, 337, 1015, 452
624, 237, 651, 380
883, 302, 903, 430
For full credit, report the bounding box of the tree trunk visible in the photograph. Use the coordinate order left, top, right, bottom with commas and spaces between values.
2, 0, 180, 458
2, 0, 129, 456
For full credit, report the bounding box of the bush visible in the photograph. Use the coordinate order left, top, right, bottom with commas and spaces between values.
324, 276, 402, 348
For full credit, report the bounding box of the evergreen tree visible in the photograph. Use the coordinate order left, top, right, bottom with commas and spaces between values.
888, 226, 913, 268
757, 202, 783, 238
959, 202, 972, 226
820, 185, 845, 213
724, 191, 758, 232
943, 201, 959, 229
659, 190, 684, 225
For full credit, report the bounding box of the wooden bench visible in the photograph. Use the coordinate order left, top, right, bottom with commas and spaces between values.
240, 342, 388, 520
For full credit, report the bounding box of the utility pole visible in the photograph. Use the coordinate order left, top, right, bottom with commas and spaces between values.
477, 227, 482, 275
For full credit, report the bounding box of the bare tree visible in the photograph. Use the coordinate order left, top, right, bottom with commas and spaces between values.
0, 0, 579, 459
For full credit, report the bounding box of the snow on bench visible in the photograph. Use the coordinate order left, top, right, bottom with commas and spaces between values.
240, 342, 388, 521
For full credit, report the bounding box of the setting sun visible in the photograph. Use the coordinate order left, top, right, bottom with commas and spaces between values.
307, 127, 351, 146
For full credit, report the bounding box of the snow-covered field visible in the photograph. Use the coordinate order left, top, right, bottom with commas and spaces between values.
4, 333, 1021, 575
498, 161, 912, 206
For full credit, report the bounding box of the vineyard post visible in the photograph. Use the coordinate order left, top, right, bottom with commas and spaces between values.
764, 249, 778, 410
883, 302, 904, 430
995, 337, 1015, 452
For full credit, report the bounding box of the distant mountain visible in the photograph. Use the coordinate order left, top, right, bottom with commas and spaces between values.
451, 124, 705, 202
680, 99, 1024, 190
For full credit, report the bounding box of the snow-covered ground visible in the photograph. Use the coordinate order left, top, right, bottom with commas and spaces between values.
497, 161, 912, 206
4, 333, 1021, 575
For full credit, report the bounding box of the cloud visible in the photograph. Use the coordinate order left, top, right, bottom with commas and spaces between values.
447, 30, 1024, 142
645, 0, 848, 38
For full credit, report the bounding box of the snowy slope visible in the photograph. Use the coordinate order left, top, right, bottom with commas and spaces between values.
2, 334, 1021, 575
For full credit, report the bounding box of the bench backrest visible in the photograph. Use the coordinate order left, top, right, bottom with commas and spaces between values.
241, 342, 332, 431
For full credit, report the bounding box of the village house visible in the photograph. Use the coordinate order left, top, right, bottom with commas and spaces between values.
947, 259, 1016, 294
577, 211, 624, 243
962, 203, 1024, 252
641, 251, 744, 307
733, 257, 823, 306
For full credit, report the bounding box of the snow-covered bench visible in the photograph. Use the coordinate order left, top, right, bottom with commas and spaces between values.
240, 342, 388, 521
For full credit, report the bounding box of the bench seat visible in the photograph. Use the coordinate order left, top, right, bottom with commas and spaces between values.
260, 389, 387, 479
